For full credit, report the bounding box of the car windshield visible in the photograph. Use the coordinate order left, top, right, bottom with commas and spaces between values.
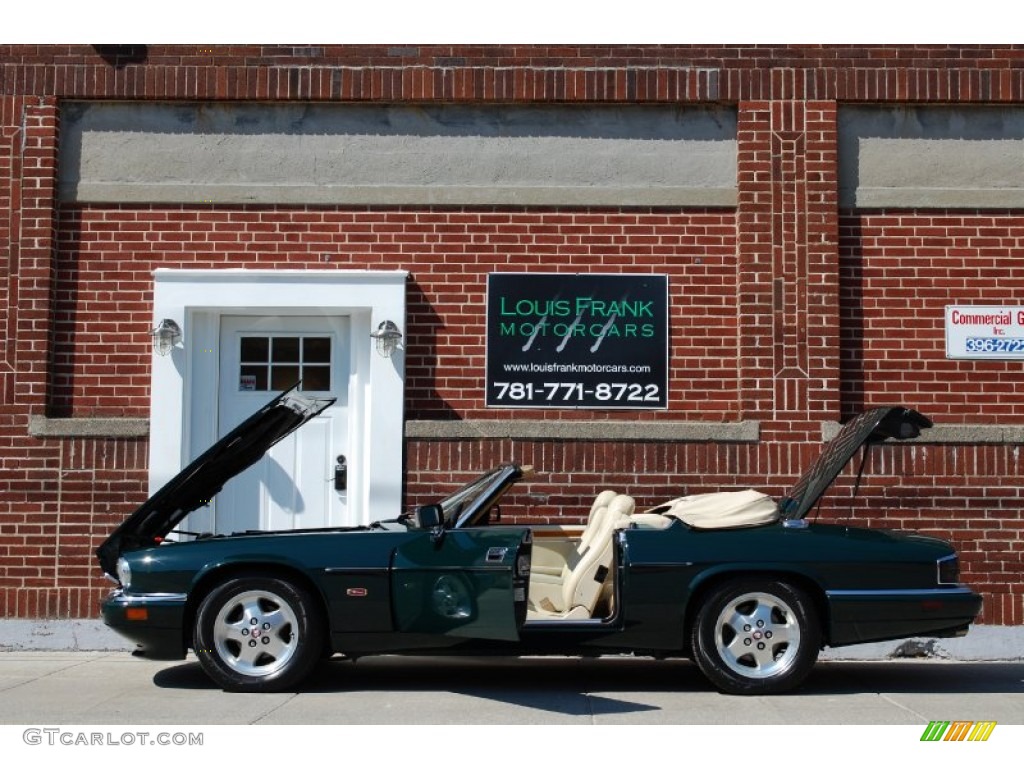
436, 465, 519, 528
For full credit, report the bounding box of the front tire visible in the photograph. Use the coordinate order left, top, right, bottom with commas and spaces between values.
193, 575, 323, 692
690, 579, 820, 695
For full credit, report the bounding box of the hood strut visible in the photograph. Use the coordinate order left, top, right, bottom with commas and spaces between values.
850, 444, 871, 503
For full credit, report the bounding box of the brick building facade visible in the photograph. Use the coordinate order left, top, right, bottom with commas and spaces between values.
1, 45, 1022, 625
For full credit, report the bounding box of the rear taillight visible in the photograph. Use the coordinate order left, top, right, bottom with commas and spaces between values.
937, 554, 959, 585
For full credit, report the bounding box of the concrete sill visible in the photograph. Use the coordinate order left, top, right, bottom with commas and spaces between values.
405, 419, 760, 443
822, 421, 1024, 444
28, 416, 150, 439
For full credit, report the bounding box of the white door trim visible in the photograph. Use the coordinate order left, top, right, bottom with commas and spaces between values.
149, 269, 408, 526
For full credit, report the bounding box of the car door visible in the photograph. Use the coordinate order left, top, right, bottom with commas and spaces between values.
391, 528, 532, 641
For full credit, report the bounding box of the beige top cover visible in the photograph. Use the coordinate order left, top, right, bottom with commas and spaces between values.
653, 489, 779, 530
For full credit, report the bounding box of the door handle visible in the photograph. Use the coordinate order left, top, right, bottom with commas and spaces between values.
334, 455, 347, 492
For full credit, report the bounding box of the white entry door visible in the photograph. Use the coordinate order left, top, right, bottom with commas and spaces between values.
215, 315, 351, 533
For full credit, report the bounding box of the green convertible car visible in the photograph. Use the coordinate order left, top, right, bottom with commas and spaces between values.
97, 389, 982, 695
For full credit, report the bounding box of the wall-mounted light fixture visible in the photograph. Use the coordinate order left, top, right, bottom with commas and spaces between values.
370, 320, 403, 358
149, 318, 182, 356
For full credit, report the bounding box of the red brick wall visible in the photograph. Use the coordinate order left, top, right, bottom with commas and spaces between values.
837, 213, 1024, 625
54, 207, 739, 421
841, 213, 1024, 420
1, 46, 1023, 625
0, 438, 149, 618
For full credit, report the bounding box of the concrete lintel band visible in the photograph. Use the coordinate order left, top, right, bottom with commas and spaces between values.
58, 102, 739, 208
839, 106, 1024, 209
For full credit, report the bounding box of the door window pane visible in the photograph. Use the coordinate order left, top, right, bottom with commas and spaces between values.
238, 334, 333, 392
272, 337, 300, 363
240, 337, 269, 362
239, 365, 268, 391
302, 365, 331, 391
304, 337, 331, 363
271, 365, 302, 391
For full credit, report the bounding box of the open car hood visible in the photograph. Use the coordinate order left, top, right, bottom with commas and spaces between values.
777, 406, 933, 520
96, 386, 335, 576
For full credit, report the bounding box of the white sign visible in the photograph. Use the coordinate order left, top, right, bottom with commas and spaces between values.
945, 305, 1024, 358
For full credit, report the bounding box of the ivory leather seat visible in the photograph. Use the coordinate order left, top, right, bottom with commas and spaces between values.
578, 489, 619, 551
527, 493, 635, 620
529, 489, 616, 581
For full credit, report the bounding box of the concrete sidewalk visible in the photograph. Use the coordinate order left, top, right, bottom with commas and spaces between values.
1, 651, 1022, 726
1, 619, 1021, 660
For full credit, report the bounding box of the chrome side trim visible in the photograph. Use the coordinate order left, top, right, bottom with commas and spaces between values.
389, 566, 513, 573
116, 592, 188, 603
523, 618, 618, 629
327, 565, 512, 575
826, 587, 976, 598
627, 562, 695, 570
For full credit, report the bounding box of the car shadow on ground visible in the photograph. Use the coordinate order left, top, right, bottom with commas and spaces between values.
152, 655, 1024, 704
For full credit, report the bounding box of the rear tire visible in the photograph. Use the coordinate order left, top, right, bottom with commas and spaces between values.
193, 575, 323, 692
690, 579, 820, 695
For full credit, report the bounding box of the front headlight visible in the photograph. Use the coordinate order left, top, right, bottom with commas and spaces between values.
115, 557, 132, 589
937, 554, 959, 585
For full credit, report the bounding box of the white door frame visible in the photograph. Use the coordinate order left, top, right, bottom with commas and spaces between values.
149, 269, 408, 526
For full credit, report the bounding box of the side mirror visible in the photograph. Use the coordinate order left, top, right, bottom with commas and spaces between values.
416, 504, 446, 544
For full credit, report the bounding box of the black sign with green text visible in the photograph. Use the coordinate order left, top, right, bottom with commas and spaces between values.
485, 273, 668, 409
